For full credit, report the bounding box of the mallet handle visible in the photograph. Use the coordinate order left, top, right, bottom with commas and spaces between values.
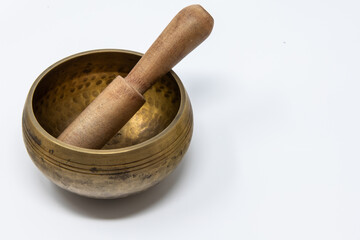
58, 5, 214, 149
126, 5, 214, 94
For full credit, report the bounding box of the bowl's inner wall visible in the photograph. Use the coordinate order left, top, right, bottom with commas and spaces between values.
32, 51, 181, 149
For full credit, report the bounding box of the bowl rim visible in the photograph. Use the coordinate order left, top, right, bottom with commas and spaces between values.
26, 49, 187, 155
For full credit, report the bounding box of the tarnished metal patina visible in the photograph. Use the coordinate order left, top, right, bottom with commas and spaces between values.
22, 49, 193, 199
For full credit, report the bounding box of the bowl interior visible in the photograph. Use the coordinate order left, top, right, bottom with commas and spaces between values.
32, 50, 181, 149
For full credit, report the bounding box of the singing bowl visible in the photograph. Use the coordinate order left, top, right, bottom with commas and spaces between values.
22, 49, 193, 199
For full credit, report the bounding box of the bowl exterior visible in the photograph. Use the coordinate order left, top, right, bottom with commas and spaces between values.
22, 49, 193, 199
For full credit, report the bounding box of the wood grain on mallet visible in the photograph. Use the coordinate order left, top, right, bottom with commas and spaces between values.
58, 5, 214, 149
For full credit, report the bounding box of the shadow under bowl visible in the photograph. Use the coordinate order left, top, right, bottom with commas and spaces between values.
22, 49, 193, 199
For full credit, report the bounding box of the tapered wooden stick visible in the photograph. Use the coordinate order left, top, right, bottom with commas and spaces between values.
58, 5, 214, 149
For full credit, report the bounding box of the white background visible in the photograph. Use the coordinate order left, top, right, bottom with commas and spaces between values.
1, 0, 360, 239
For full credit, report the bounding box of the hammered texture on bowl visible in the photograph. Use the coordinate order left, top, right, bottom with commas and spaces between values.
33, 53, 181, 149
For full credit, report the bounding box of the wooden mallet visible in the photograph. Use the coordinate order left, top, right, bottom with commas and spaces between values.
58, 5, 214, 149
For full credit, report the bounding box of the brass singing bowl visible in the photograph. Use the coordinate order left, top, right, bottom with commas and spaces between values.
22, 49, 193, 199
